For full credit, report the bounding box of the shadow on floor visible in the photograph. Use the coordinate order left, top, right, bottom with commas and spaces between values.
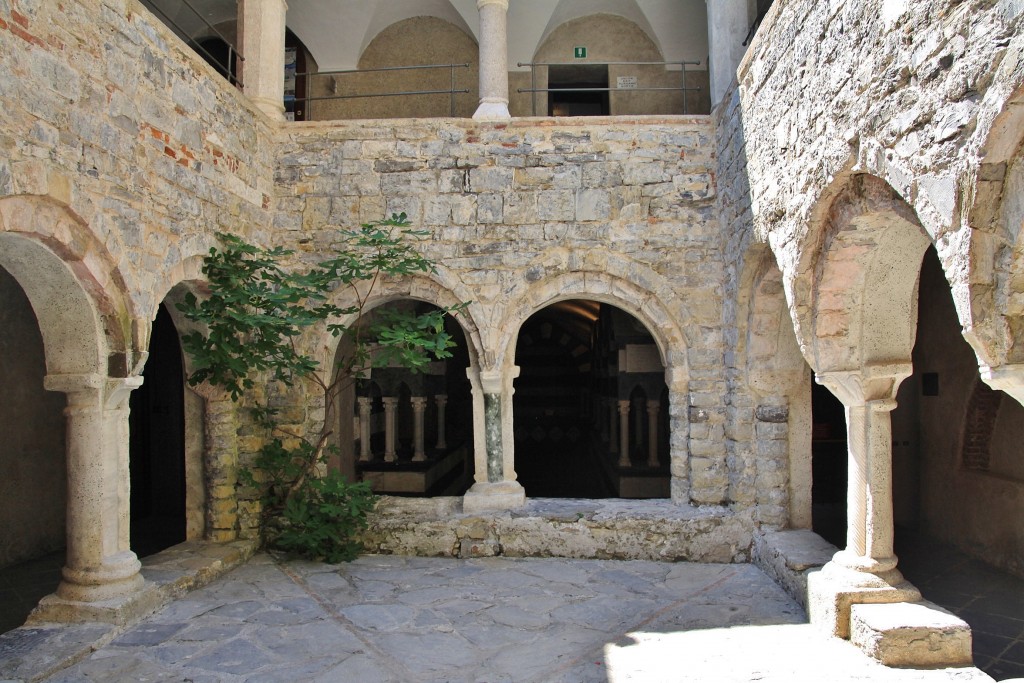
0, 551, 63, 634
897, 530, 1024, 681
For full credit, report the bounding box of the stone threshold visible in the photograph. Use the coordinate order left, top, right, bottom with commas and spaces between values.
362, 496, 758, 563
0, 539, 257, 683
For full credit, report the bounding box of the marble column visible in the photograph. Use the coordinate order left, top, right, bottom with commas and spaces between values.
472, 0, 511, 120
382, 397, 398, 463
411, 396, 427, 462
357, 397, 373, 462
705, 0, 751, 107
434, 394, 448, 450
239, 0, 287, 120
617, 399, 631, 468
463, 366, 525, 511
646, 400, 661, 467
43, 373, 145, 604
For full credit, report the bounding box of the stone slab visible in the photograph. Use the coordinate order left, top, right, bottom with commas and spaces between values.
851, 600, 973, 667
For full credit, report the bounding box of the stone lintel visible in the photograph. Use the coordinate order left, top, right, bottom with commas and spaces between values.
807, 561, 922, 639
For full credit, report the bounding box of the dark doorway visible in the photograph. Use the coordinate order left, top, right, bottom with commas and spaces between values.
548, 64, 610, 116
129, 303, 186, 558
514, 301, 668, 498
811, 380, 847, 547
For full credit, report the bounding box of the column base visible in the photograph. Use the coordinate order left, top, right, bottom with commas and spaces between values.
55, 551, 144, 603
463, 481, 525, 512
472, 100, 511, 121
807, 560, 921, 639
31, 581, 160, 628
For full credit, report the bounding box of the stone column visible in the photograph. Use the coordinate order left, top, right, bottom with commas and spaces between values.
705, 0, 751, 107
608, 398, 619, 454
357, 397, 373, 462
463, 366, 525, 511
411, 397, 427, 462
42, 374, 145, 606
382, 397, 398, 463
617, 399, 631, 468
633, 397, 644, 448
646, 400, 661, 467
808, 364, 921, 638
473, 0, 511, 120
434, 394, 448, 450
239, 0, 287, 120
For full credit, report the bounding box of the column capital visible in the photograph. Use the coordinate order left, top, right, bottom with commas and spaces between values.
617, 399, 631, 414
815, 363, 912, 407
382, 396, 399, 406
979, 362, 1024, 406
357, 396, 373, 407
44, 373, 143, 408
410, 396, 428, 408
479, 365, 519, 394
477, 0, 508, 9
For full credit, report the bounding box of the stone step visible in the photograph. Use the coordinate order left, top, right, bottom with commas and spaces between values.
850, 600, 973, 667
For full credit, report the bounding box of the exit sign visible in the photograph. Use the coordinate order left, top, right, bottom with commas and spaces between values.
574, 46, 587, 59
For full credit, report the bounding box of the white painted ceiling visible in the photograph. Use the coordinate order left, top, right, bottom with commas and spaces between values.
153, 0, 709, 71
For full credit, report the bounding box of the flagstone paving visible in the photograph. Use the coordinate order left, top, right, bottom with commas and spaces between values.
28, 554, 994, 682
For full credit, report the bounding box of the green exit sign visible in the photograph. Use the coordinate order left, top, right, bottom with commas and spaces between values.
574, 46, 587, 59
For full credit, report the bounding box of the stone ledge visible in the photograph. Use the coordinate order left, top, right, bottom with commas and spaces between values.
0, 539, 257, 683
752, 529, 838, 609
362, 496, 757, 562
851, 601, 973, 667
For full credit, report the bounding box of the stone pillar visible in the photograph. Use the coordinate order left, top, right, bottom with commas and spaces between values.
808, 364, 921, 638
239, 0, 287, 120
608, 398, 619, 454
434, 394, 448, 450
646, 400, 660, 467
42, 374, 145, 606
357, 397, 373, 462
705, 0, 751, 107
617, 399, 631, 468
382, 397, 398, 463
191, 383, 239, 542
980, 363, 1024, 408
411, 396, 427, 462
473, 0, 511, 120
633, 397, 644, 448
463, 366, 525, 511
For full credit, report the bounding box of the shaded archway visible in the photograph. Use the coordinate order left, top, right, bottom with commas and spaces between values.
129, 303, 187, 558
334, 300, 474, 496
0, 265, 66, 633
513, 300, 668, 499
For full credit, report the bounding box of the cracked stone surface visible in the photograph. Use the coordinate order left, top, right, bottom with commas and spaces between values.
40, 554, 993, 682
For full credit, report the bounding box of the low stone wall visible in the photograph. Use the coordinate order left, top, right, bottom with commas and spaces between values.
362, 497, 756, 563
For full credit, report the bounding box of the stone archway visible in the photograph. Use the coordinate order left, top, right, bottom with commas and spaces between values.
734, 244, 813, 529
0, 196, 144, 615
499, 271, 691, 504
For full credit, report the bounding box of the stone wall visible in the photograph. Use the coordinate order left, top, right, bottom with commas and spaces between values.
271, 114, 785, 521
0, 0, 277, 546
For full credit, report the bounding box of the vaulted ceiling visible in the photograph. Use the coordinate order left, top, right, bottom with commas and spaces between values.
146, 0, 709, 71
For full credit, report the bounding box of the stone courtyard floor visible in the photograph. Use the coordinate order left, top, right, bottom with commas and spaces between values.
7, 553, 996, 683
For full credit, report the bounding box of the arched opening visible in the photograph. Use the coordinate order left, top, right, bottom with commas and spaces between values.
513, 300, 668, 498
811, 381, 847, 547
336, 301, 474, 496
129, 303, 187, 558
0, 265, 66, 633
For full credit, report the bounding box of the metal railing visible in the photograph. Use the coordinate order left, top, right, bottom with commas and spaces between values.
516, 60, 702, 116
139, 0, 243, 86
292, 63, 471, 117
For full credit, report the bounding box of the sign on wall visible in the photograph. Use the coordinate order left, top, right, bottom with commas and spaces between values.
617, 76, 638, 89
574, 46, 587, 59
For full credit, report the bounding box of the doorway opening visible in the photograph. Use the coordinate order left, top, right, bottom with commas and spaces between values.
811, 379, 846, 547
514, 300, 668, 498
129, 303, 186, 558
548, 64, 610, 116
